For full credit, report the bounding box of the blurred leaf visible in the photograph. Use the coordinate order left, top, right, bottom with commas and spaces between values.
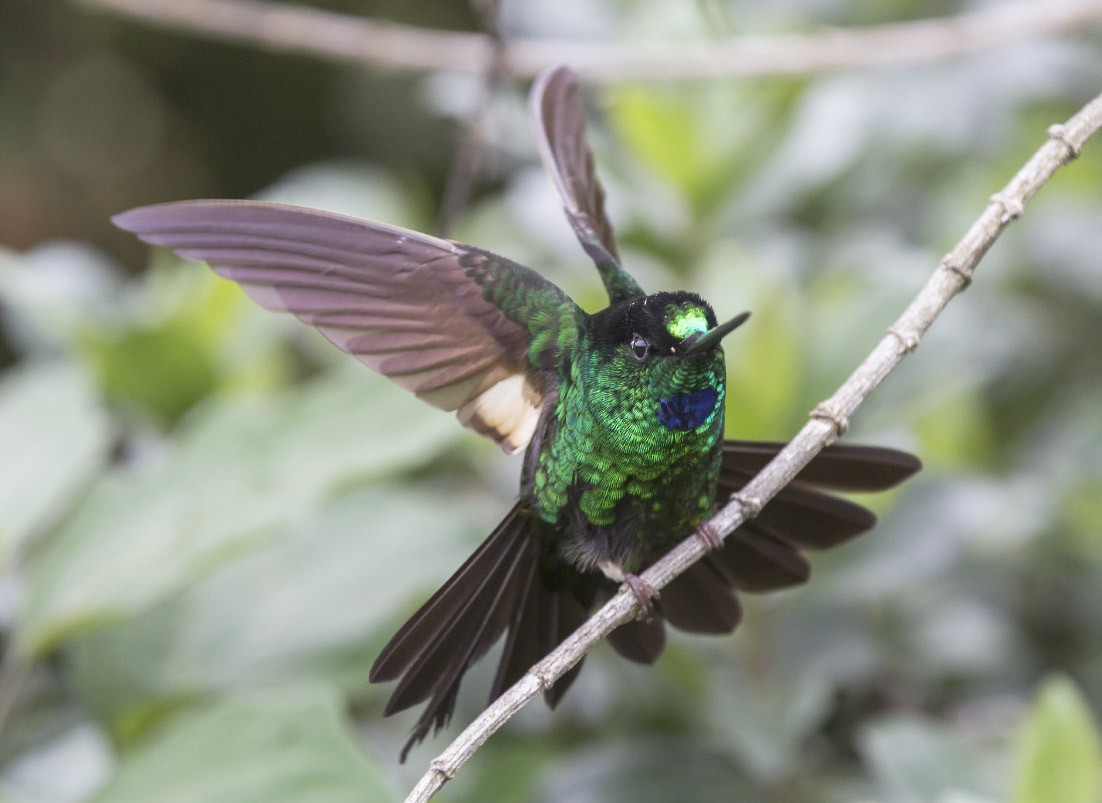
692, 239, 807, 439
0, 723, 113, 803
705, 654, 832, 783
0, 244, 122, 357
18, 366, 459, 654
539, 740, 756, 803
0, 361, 112, 568
258, 163, 429, 230
66, 485, 478, 735
607, 83, 788, 212
1013, 675, 1102, 803
860, 715, 1005, 803
913, 386, 995, 470
0, 789, 34, 803
610, 85, 713, 204
1063, 478, 1102, 557
723, 291, 804, 440
446, 741, 550, 803
78, 264, 286, 425
88, 687, 396, 803
82, 321, 220, 426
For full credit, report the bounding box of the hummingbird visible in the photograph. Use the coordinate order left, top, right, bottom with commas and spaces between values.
114, 66, 920, 760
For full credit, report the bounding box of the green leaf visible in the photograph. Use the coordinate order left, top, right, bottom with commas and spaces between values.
607, 83, 791, 212
88, 687, 397, 803
609, 85, 715, 206
693, 241, 806, 440
78, 264, 286, 426
65, 486, 479, 735
0, 361, 112, 569
1013, 675, 1102, 803
912, 386, 995, 470
722, 296, 804, 440
18, 366, 459, 654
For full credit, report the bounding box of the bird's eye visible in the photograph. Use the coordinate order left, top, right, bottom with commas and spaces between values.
629, 334, 651, 363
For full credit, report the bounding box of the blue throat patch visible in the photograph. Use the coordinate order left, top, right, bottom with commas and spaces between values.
657, 388, 719, 431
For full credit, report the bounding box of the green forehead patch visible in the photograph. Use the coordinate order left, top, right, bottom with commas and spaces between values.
664, 303, 709, 340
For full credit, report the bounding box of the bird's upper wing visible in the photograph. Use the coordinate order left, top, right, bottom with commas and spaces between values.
531, 66, 644, 304
114, 199, 581, 454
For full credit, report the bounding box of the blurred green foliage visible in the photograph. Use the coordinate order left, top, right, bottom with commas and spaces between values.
1, 1, 1102, 802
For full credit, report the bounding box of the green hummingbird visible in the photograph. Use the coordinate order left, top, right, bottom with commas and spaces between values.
114, 66, 920, 760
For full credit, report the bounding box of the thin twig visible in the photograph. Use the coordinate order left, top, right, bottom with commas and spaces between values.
78, 0, 1102, 82
435, 0, 507, 236
404, 93, 1102, 803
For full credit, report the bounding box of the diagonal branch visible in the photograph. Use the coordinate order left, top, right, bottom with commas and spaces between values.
78, 0, 1102, 82
404, 92, 1102, 803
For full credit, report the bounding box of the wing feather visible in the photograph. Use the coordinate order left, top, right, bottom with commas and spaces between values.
114, 199, 581, 453
531, 66, 644, 303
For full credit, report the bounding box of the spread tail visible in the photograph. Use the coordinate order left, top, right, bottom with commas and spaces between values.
372, 442, 920, 758
369, 503, 595, 760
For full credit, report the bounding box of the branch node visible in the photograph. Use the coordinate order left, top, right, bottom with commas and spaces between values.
729, 492, 763, 520
809, 401, 849, 441
530, 667, 554, 691
988, 191, 1024, 223
694, 521, 724, 550
886, 325, 921, 353
1047, 123, 1082, 161
939, 253, 973, 288
429, 758, 457, 781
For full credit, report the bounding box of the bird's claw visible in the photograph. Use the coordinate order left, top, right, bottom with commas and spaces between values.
623, 573, 659, 621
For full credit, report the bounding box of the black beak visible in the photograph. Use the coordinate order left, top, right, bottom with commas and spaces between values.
683, 311, 751, 354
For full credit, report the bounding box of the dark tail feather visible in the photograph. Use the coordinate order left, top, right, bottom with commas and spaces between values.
372, 443, 921, 757
706, 439, 920, 600
607, 616, 667, 664
370, 504, 529, 685
660, 559, 743, 633
541, 590, 591, 707
372, 503, 600, 759
489, 555, 544, 703
611, 442, 919, 644
718, 440, 921, 551
722, 440, 921, 491
721, 481, 878, 550
488, 556, 594, 709
392, 538, 532, 759
371, 504, 540, 760
712, 524, 811, 592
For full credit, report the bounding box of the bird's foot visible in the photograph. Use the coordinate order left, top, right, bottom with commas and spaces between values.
622, 573, 659, 621
694, 521, 723, 551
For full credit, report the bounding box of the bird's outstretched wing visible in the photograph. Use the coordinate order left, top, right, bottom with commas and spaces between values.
114, 199, 581, 454
531, 66, 645, 304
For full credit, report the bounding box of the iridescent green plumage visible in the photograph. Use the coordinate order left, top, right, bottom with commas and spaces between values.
529, 292, 729, 571
113, 65, 921, 761
458, 247, 580, 371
